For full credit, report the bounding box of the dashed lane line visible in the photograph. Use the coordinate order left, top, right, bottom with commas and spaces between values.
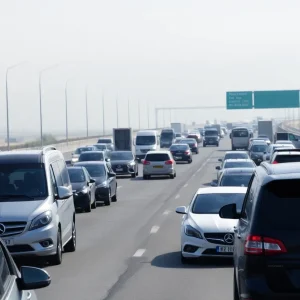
150, 226, 160, 234
133, 249, 146, 257
175, 194, 180, 199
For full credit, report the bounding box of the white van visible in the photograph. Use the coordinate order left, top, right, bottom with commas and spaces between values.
230, 127, 250, 150
135, 130, 159, 160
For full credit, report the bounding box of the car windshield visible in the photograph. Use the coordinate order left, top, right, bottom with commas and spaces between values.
74, 147, 94, 154
161, 132, 174, 140
232, 129, 249, 137
205, 130, 218, 136
224, 153, 248, 160
79, 152, 104, 161
68, 168, 85, 183
192, 193, 245, 214
0, 163, 47, 199
94, 144, 106, 150
180, 139, 196, 145
224, 161, 254, 168
220, 174, 252, 187
136, 136, 155, 145
275, 154, 300, 163
110, 152, 133, 161
80, 164, 106, 177
146, 153, 170, 161
251, 144, 268, 152
97, 139, 112, 144
170, 145, 189, 151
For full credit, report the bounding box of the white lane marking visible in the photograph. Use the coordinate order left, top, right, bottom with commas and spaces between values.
150, 226, 160, 234
133, 249, 146, 257
175, 194, 180, 199
197, 158, 211, 173
183, 183, 188, 188
163, 210, 171, 215
117, 186, 122, 189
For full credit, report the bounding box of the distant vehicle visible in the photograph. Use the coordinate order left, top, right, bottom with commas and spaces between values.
198, 128, 204, 136
221, 126, 228, 135
169, 144, 192, 164
113, 128, 133, 151
218, 151, 250, 162
187, 132, 201, 143
97, 138, 114, 151
179, 138, 199, 154
171, 123, 185, 134
220, 129, 225, 138
230, 127, 250, 150
68, 166, 96, 212
269, 149, 300, 164
135, 130, 159, 160
176, 187, 247, 263
110, 151, 138, 178
142, 151, 176, 179
93, 143, 111, 158
275, 140, 293, 145
78, 151, 109, 163
160, 128, 176, 148
258, 120, 273, 142
217, 168, 254, 187
175, 133, 182, 138
174, 137, 183, 143
248, 138, 270, 150
71, 146, 97, 165
263, 143, 295, 161
203, 128, 219, 147
274, 131, 298, 142
249, 142, 268, 165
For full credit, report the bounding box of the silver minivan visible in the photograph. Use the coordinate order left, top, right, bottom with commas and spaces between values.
0, 146, 76, 265
142, 151, 176, 179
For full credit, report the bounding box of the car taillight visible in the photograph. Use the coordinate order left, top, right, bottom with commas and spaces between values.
165, 160, 173, 165
244, 235, 287, 255
194, 144, 197, 147
272, 161, 278, 164
143, 160, 150, 165
185, 150, 190, 154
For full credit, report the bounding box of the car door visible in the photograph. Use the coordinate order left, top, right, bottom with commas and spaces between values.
106, 164, 117, 196
83, 168, 95, 204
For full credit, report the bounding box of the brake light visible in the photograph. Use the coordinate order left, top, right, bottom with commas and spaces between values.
143, 160, 150, 165
185, 150, 190, 154
245, 235, 287, 255
165, 160, 173, 165
272, 161, 278, 164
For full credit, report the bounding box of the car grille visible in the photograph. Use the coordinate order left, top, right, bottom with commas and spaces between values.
7, 245, 34, 253
204, 232, 234, 245
112, 164, 129, 172
140, 149, 151, 153
0, 222, 27, 238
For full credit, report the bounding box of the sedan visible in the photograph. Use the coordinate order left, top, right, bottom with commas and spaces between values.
179, 138, 199, 154
97, 138, 114, 151
249, 142, 268, 165
71, 146, 97, 165
218, 151, 250, 163
176, 187, 247, 263
74, 162, 117, 206
93, 143, 111, 158
68, 166, 96, 212
217, 168, 254, 187
78, 151, 111, 167
169, 144, 192, 163
110, 151, 138, 178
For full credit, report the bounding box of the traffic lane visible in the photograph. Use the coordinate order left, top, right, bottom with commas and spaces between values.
36, 141, 220, 300
104, 149, 233, 300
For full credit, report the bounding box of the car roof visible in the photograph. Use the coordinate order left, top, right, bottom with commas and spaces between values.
136, 130, 157, 135
260, 162, 300, 177
224, 159, 253, 162
196, 187, 247, 194
276, 140, 292, 143
80, 151, 104, 154
251, 140, 268, 144
222, 168, 255, 174
147, 150, 170, 154
74, 161, 105, 166
225, 151, 248, 154
273, 150, 300, 155
111, 150, 132, 153
170, 144, 188, 146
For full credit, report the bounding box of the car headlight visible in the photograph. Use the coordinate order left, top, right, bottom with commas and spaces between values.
184, 225, 203, 239
29, 211, 52, 231
71, 157, 78, 162
128, 161, 135, 166
97, 181, 108, 188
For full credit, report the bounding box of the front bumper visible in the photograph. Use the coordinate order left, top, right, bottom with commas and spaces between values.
95, 186, 110, 201
73, 192, 90, 209
112, 164, 135, 175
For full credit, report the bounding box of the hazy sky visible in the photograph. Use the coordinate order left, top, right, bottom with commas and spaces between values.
1, 0, 300, 138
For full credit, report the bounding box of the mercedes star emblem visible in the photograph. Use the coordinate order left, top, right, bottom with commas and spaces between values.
224, 233, 234, 244
0, 223, 6, 235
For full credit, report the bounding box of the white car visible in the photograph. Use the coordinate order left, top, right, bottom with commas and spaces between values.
176, 187, 247, 263
275, 140, 293, 145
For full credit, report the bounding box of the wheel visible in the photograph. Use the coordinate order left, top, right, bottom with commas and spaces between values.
91, 196, 97, 209
196, 150, 199, 154
85, 195, 92, 212
131, 173, 136, 178
170, 174, 175, 179
203, 144, 206, 147
143, 175, 148, 180
111, 187, 117, 202
64, 220, 76, 252
188, 159, 192, 164
48, 229, 62, 265
174, 172, 177, 177
234, 270, 239, 300
105, 190, 111, 206
216, 143, 219, 147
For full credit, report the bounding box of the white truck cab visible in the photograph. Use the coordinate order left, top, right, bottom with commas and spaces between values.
135, 130, 159, 160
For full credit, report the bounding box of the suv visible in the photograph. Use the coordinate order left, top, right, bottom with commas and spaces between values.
0, 146, 76, 265
97, 138, 114, 151
219, 162, 300, 299
270, 149, 300, 164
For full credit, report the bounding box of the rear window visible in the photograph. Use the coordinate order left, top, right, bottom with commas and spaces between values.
74, 147, 94, 154
224, 161, 254, 168
220, 174, 252, 187
275, 154, 300, 163
251, 144, 268, 152
205, 130, 218, 136
79, 152, 104, 161
260, 180, 300, 229
97, 139, 112, 144
224, 153, 248, 160
170, 145, 189, 151
146, 153, 170, 161
232, 130, 249, 137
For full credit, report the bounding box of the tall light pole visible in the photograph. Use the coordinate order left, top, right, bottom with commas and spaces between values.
147, 102, 150, 129
102, 92, 105, 136
138, 99, 141, 129
39, 64, 60, 146
6, 62, 26, 150
85, 85, 89, 138
65, 78, 74, 145
116, 95, 119, 128
128, 97, 130, 127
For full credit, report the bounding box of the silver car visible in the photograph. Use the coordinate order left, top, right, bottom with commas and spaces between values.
142, 151, 176, 179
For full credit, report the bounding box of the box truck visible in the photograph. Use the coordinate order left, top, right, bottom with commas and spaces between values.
113, 128, 133, 151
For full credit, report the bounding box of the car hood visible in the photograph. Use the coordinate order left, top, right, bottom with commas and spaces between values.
190, 213, 238, 232
111, 160, 133, 165
71, 182, 86, 192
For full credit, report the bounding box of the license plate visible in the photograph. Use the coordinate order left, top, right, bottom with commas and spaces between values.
175, 157, 182, 159
116, 168, 123, 171
216, 246, 234, 253
3, 239, 13, 246
153, 165, 163, 168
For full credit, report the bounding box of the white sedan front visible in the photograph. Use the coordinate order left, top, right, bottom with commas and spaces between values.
176, 186, 247, 263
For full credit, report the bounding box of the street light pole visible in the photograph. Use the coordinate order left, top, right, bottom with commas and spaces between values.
85, 85, 89, 138
6, 62, 26, 150
116, 95, 119, 128
147, 102, 150, 129
65, 79, 73, 145
102, 93, 105, 136
138, 99, 141, 130
128, 97, 130, 127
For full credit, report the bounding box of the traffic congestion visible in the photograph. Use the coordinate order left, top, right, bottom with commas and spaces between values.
1, 118, 300, 299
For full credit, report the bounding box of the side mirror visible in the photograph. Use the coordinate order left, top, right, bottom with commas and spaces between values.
218, 158, 222, 162
215, 166, 221, 170
175, 206, 187, 214
90, 178, 96, 183
57, 186, 72, 200
19, 266, 51, 290
105, 158, 110, 162
219, 203, 240, 219
108, 172, 116, 178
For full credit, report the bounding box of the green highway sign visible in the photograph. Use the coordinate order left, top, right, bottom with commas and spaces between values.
226, 92, 253, 109
254, 90, 299, 109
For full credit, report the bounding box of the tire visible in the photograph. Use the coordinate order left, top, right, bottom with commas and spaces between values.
48, 229, 62, 265
131, 173, 136, 178
64, 220, 76, 252
105, 190, 111, 206
203, 144, 206, 147
91, 196, 97, 209
196, 150, 199, 154
85, 195, 92, 212
188, 159, 192, 164
143, 175, 148, 180
170, 174, 175, 179
111, 187, 117, 202
234, 270, 239, 300
216, 143, 219, 147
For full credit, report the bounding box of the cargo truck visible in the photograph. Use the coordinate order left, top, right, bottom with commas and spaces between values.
274, 132, 298, 142
113, 128, 133, 151
211, 124, 221, 136
170, 123, 185, 134
258, 120, 273, 142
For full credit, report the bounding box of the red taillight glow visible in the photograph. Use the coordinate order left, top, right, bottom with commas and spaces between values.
272, 161, 278, 164
185, 150, 190, 154
245, 235, 287, 255
143, 160, 150, 165
165, 160, 173, 165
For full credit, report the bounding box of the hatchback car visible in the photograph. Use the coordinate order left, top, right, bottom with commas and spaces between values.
219, 162, 300, 299
179, 138, 199, 154
270, 149, 300, 164
93, 143, 111, 158
142, 151, 176, 179
169, 144, 192, 163
97, 138, 114, 151
275, 140, 293, 145
217, 168, 254, 187
176, 187, 247, 263
249, 142, 268, 165
263, 143, 295, 161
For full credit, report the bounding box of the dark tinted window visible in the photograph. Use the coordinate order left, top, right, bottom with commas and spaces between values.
204, 130, 218, 136
161, 132, 174, 139
145, 153, 170, 161
275, 154, 300, 163
74, 147, 95, 154
224, 161, 254, 169
79, 152, 104, 162
192, 193, 245, 214
220, 174, 252, 187
68, 168, 85, 183
232, 129, 249, 137
224, 153, 248, 160
136, 136, 156, 145
110, 152, 133, 161
260, 180, 300, 229
97, 139, 112, 144
170, 145, 189, 151
81, 164, 106, 177
251, 144, 268, 152
94, 144, 107, 150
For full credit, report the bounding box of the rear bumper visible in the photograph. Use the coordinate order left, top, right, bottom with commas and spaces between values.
73, 193, 90, 209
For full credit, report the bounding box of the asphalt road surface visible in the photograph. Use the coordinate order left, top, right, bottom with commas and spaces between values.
36, 136, 234, 300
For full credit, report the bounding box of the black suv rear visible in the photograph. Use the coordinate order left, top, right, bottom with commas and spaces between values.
219, 162, 300, 299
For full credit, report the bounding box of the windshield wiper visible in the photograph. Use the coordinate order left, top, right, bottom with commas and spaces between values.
0, 194, 35, 200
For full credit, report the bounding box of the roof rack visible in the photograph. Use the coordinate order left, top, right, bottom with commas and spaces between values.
42, 146, 56, 154
273, 148, 300, 153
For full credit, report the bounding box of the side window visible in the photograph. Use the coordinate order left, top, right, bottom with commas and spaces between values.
51, 162, 63, 187
57, 160, 70, 187
83, 169, 90, 182
49, 166, 58, 195
242, 175, 257, 220
0, 245, 11, 298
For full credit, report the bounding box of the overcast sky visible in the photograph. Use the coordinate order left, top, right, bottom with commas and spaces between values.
0, 0, 300, 138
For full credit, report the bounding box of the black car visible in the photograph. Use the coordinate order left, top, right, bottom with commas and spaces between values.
78, 151, 111, 167
203, 128, 219, 147
217, 168, 254, 187
169, 144, 192, 163
97, 138, 114, 151
219, 162, 300, 300
179, 138, 199, 154
110, 151, 138, 178
74, 162, 117, 206
68, 166, 96, 212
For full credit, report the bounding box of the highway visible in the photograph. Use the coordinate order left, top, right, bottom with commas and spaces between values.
36, 136, 233, 300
